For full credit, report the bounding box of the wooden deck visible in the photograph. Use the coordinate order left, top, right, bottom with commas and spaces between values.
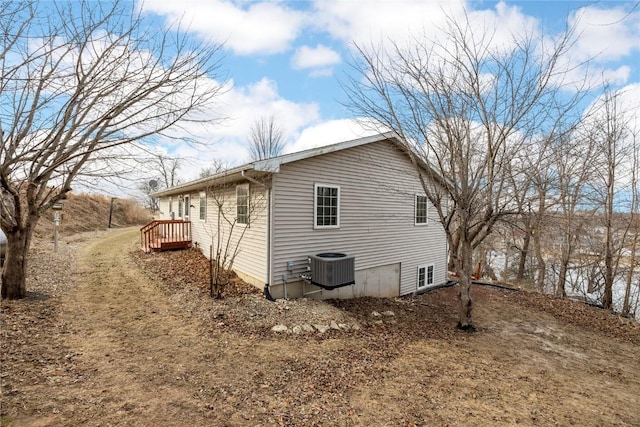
140, 220, 192, 253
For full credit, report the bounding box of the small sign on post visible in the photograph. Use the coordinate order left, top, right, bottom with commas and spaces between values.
52, 202, 63, 253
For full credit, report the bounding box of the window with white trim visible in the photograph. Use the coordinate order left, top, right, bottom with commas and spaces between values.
415, 195, 428, 225
417, 264, 434, 288
178, 197, 183, 217
199, 192, 206, 220
169, 197, 173, 216
236, 184, 249, 225
314, 184, 340, 228
184, 196, 190, 218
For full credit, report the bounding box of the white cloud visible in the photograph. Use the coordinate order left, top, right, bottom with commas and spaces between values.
284, 118, 380, 154
312, 0, 460, 47
140, 0, 306, 55
160, 77, 321, 181
291, 44, 341, 72
312, 0, 537, 55
544, 4, 640, 90
569, 5, 640, 63
602, 66, 632, 86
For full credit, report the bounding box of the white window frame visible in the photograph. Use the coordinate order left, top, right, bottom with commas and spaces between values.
236, 184, 249, 226
199, 192, 206, 221
178, 197, 183, 217
417, 264, 435, 289
415, 194, 428, 225
184, 195, 190, 219
168, 197, 173, 216
313, 183, 340, 229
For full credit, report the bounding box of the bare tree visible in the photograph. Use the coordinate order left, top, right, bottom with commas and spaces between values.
0, 0, 226, 299
343, 10, 585, 329
248, 115, 285, 160
138, 154, 182, 210
549, 131, 599, 298
204, 180, 266, 298
588, 87, 631, 309
199, 159, 228, 179
623, 129, 639, 316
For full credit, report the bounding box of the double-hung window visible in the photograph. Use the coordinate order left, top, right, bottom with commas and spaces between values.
199, 192, 206, 221
178, 197, 183, 217
314, 184, 340, 229
184, 196, 190, 218
415, 195, 428, 225
236, 184, 249, 225
417, 265, 434, 289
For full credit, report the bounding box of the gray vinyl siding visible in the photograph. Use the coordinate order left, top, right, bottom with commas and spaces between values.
271, 139, 448, 297
158, 185, 268, 287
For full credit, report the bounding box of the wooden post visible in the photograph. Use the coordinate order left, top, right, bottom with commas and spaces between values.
108, 197, 116, 228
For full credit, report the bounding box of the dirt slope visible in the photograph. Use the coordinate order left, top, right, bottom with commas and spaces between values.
1, 229, 639, 426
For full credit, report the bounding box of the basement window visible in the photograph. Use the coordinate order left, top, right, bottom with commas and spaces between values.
417, 264, 434, 289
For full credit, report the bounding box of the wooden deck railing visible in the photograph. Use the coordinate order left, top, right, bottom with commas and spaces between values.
140, 220, 192, 253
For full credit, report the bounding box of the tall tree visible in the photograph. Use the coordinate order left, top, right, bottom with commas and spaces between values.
622, 128, 639, 316
139, 153, 182, 210
588, 87, 631, 309
343, 10, 585, 329
550, 130, 599, 298
248, 115, 285, 161
0, 0, 225, 299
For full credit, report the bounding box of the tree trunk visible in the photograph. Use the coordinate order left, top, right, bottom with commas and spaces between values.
534, 189, 547, 291
556, 259, 568, 298
1, 227, 33, 299
516, 227, 531, 282
602, 245, 614, 310
622, 221, 638, 315
457, 239, 474, 331
602, 163, 616, 310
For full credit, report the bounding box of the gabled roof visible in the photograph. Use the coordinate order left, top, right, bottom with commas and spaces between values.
152, 131, 443, 197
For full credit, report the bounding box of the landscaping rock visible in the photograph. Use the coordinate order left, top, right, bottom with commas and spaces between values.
271, 324, 288, 333
301, 323, 315, 333
313, 324, 330, 334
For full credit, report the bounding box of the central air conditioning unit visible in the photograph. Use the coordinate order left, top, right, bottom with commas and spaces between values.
309, 252, 355, 289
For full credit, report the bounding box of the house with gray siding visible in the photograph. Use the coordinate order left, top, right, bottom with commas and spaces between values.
152, 133, 448, 300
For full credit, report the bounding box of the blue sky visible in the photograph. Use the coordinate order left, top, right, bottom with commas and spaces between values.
137, 0, 640, 182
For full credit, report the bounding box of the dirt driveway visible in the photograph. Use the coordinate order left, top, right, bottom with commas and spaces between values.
3, 229, 285, 426
2, 228, 640, 426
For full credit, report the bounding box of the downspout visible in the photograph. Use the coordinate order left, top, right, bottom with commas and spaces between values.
263, 185, 276, 301
241, 170, 275, 300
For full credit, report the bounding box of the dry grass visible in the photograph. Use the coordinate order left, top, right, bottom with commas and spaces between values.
35, 193, 152, 238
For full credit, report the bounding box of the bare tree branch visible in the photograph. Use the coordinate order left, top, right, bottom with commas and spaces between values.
0, 0, 227, 299
247, 115, 285, 161
342, 7, 588, 328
